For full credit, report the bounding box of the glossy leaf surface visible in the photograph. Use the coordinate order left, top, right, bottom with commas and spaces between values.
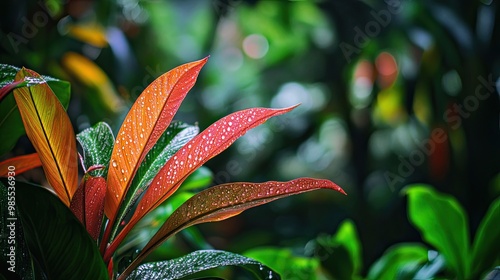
405, 185, 469, 279
13, 68, 78, 206
470, 197, 500, 278
0, 153, 41, 177
105, 57, 208, 219
124, 178, 345, 273
111, 122, 198, 240
244, 247, 320, 280
0, 64, 70, 157
2, 179, 109, 280
126, 106, 298, 238
76, 122, 114, 177
367, 243, 429, 280
124, 250, 280, 280
70, 176, 107, 241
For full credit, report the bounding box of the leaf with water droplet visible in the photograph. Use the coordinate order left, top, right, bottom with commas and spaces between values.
124, 250, 280, 280
104, 57, 208, 221
0, 153, 41, 177
110, 122, 198, 241
12, 68, 78, 206
106, 106, 298, 259
70, 176, 107, 241
76, 122, 114, 177
122, 178, 345, 274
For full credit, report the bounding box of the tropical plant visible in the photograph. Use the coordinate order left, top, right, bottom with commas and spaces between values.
0, 57, 346, 279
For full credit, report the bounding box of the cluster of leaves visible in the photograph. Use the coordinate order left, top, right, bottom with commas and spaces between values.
0, 58, 345, 279
244, 185, 499, 280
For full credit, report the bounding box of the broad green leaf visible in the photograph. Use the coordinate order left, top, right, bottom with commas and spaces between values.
70, 177, 107, 241
244, 247, 320, 280
470, 197, 500, 278
105, 57, 208, 222
404, 185, 469, 279
0, 182, 36, 280
76, 122, 115, 177
111, 122, 199, 241
13, 68, 78, 206
124, 250, 280, 280
121, 178, 345, 275
315, 219, 362, 279
1, 179, 108, 279
0, 64, 70, 157
367, 243, 429, 280
111, 106, 299, 257
0, 153, 41, 177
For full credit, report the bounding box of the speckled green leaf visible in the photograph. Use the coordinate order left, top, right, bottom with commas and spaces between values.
76, 122, 114, 177
125, 250, 280, 280
0, 64, 70, 157
110, 122, 198, 240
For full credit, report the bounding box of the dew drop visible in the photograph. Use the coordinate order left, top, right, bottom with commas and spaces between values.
112, 161, 117, 168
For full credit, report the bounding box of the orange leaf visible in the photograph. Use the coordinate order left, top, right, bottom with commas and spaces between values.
104, 57, 208, 220
0, 153, 42, 177
120, 178, 346, 277
104, 106, 297, 260
70, 176, 107, 241
13, 68, 78, 206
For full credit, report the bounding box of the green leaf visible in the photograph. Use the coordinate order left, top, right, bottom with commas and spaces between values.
178, 166, 213, 192
404, 185, 469, 279
470, 197, 500, 278
315, 219, 362, 279
0, 64, 70, 157
76, 122, 115, 177
244, 247, 320, 279
125, 250, 280, 280
1, 179, 108, 280
111, 122, 199, 241
367, 243, 429, 280
0, 181, 37, 280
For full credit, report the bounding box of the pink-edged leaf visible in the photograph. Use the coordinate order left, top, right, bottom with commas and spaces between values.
70, 176, 106, 241
121, 178, 346, 277
104, 106, 297, 260
0, 153, 42, 177
13, 68, 78, 206
105, 57, 208, 220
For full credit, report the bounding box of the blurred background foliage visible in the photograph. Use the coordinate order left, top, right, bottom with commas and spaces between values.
1, 0, 499, 278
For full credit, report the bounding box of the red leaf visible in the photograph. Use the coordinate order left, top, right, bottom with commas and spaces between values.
70, 176, 106, 241
0, 153, 42, 177
120, 178, 346, 277
104, 106, 297, 260
105, 57, 208, 219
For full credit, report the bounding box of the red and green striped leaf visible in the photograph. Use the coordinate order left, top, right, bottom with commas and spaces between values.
104, 57, 208, 220
13, 68, 78, 206
122, 178, 346, 275
0, 153, 42, 177
70, 176, 107, 241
